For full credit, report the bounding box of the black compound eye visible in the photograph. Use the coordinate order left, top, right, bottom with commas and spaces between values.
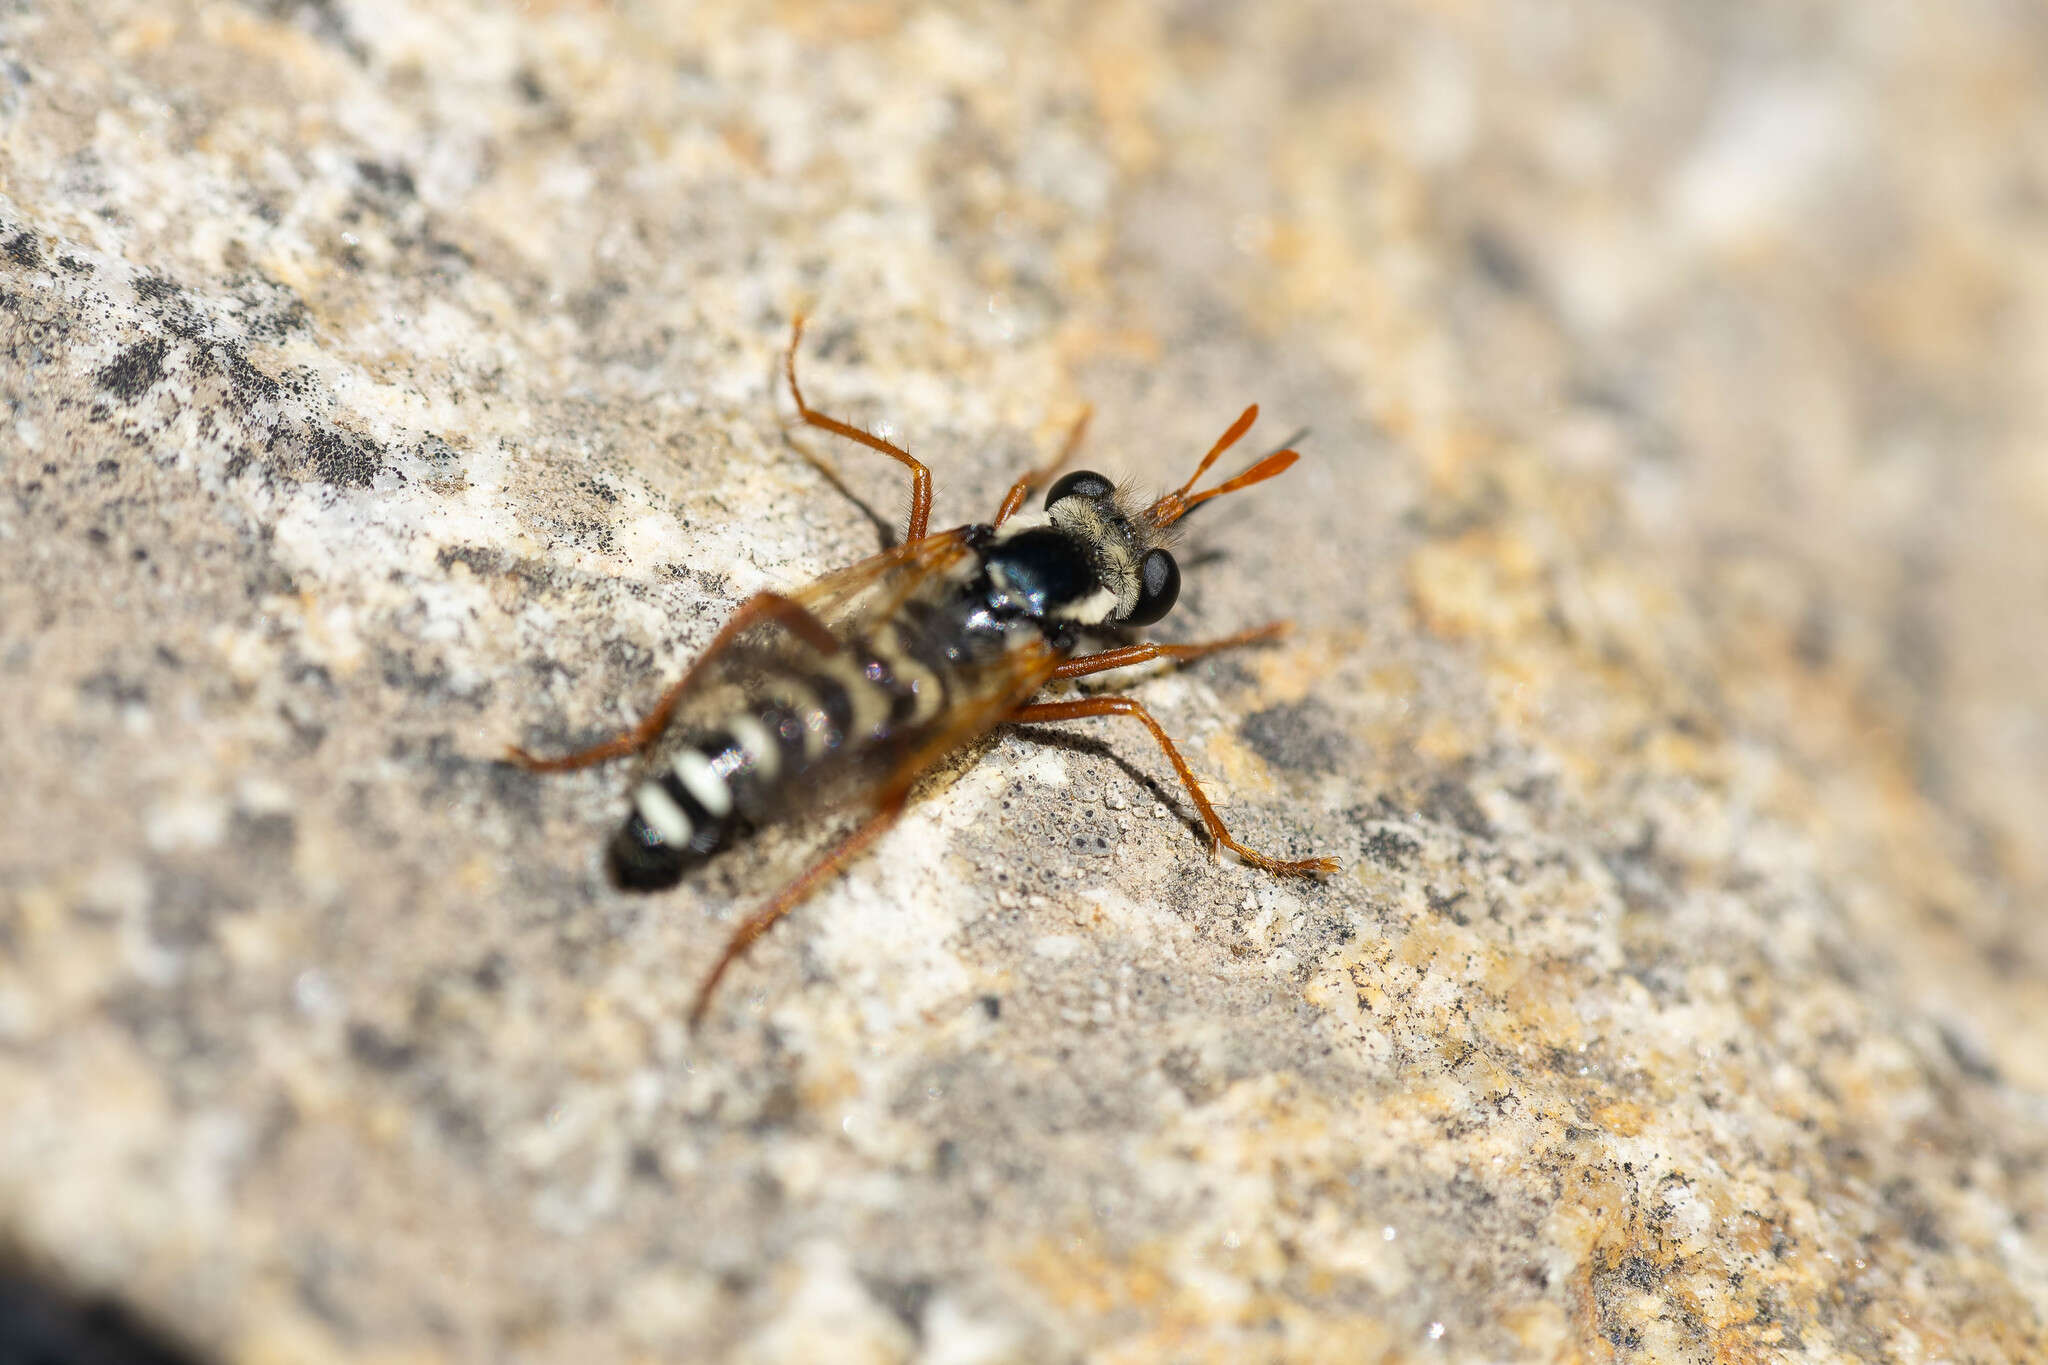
1043, 469, 1115, 508
1125, 547, 1180, 626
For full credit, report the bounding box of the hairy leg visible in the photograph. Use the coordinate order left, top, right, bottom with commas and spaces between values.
785, 315, 935, 543
1049, 622, 1288, 681
507, 590, 839, 772
992, 405, 1093, 526
688, 797, 908, 1029
1009, 694, 1336, 875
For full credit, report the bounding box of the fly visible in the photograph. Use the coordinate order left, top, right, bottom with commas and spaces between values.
512, 317, 1337, 1027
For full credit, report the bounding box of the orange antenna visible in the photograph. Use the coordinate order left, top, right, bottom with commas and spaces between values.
1146, 405, 1301, 527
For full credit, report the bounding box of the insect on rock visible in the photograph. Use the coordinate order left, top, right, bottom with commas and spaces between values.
512, 317, 1337, 1027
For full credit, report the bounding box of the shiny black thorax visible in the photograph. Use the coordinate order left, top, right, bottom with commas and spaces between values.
945, 520, 1100, 659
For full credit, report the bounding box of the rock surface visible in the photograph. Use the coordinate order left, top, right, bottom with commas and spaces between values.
4, 1, 2047, 1361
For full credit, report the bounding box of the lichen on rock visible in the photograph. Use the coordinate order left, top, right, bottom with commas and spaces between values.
2, 1, 2046, 1361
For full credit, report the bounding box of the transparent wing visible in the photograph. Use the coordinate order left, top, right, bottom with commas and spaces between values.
642, 526, 1051, 820
787, 526, 978, 631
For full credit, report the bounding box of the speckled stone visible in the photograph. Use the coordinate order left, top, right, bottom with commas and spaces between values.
3, 1, 2046, 1361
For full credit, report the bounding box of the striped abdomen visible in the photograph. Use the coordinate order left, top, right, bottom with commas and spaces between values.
606, 615, 969, 891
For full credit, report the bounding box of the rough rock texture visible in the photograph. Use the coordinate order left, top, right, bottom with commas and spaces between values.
4, 2, 2048, 1361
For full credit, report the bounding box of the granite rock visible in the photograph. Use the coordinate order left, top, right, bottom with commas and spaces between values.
3, 1, 2046, 1361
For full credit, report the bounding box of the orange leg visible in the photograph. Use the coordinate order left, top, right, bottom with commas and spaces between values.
685, 654, 1053, 1029
785, 315, 934, 544
993, 405, 1093, 526
1008, 695, 1337, 876
507, 590, 839, 772
1050, 622, 1288, 681
688, 796, 908, 1029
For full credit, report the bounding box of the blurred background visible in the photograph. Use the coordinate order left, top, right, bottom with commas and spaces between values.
2, 1, 2045, 1360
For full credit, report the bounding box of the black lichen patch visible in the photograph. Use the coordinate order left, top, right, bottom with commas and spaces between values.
231, 810, 298, 876
1159, 1044, 1222, 1105
1590, 1244, 1685, 1356
298, 424, 386, 487
1938, 1023, 2000, 1083
354, 158, 417, 199
1067, 826, 1116, 857
416, 732, 539, 819
436, 544, 507, 576
378, 647, 456, 698
148, 869, 249, 950
223, 271, 313, 343
79, 669, 148, 706
1601, 821, 1681, 915
135, 276, 211, 340
862, 1275, 935, 1338
1422, 777, 1494, 840
414, 434, 463, 473
1468, 225, 1530, 294
1360, 824, 1421, 869
1881, 1176, 1949, 1252
3, 231, 40, 268
1238, 697, 1351, 777
96, 337, 170, 401
213, 344, 284, 406
258, 0, 369, 63
1426, 886, 1472, 923
347, 1020, 419, 1072
52, 256, 386, 496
